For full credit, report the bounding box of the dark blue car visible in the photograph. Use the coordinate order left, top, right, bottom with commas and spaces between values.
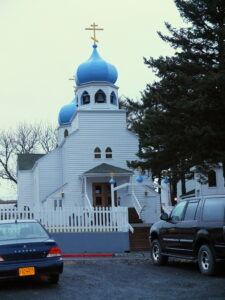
0, 219, 63, 283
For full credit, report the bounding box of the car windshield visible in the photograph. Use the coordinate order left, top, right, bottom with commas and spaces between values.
0, 222, 49, 242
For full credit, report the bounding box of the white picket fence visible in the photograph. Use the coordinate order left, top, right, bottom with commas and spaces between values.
0, 206, 130, 233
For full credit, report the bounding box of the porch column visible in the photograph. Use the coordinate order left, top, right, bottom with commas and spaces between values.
84, 176, 87, 195
109, 177, 116, 208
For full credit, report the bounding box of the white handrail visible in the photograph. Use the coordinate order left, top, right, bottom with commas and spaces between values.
128, 224, 134, 233
132, 192, 142, 217
85, 193, 93, 211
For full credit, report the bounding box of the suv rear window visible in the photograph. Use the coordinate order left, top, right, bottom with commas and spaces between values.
202, 198, 225, 222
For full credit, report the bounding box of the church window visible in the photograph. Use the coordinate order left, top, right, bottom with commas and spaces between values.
110, 92, 117, 105
94, 147, 101, 159
54, 199, 57, 210
208, 170, 217, 187
95, 89, 106, 103
64, 129, 69, 138
81, 91, 90, 105
105, 147, 112, 159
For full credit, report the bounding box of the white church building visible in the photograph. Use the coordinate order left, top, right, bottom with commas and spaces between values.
17, 40, 161, 235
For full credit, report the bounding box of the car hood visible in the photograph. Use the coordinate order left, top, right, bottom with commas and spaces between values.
150, 220, 165, 232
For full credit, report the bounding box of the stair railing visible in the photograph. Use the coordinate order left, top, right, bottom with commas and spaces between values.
112, 181, 143, 219
85, 193, 93, 211
131, 192, 142, 218
128, 223, 134, 233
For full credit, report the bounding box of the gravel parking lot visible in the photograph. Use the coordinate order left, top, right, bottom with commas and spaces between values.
0, 258, 225, 300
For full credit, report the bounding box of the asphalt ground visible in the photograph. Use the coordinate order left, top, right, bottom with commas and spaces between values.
0, 257, 224, 300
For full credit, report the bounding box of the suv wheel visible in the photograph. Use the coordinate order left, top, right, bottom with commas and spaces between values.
198, 245, 216, 275
151, 239, 168, 266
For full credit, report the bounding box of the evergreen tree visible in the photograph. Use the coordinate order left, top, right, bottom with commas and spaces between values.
127, 0, 225, 197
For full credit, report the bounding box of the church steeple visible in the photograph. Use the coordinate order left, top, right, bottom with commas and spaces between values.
75, 23, 118, 86
85, 22, 104, 45
58, 24, 119, 128
75, 44, 118, 86
74, 24, 119, 111
58, 98, 77, 126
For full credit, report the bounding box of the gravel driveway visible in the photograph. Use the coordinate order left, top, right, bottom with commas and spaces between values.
0, 258, 224, 300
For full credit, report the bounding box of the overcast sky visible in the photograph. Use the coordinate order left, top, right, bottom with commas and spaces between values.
0, 0, 184, 199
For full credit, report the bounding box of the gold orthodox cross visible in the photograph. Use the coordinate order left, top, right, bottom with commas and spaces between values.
85, 22, 104, 44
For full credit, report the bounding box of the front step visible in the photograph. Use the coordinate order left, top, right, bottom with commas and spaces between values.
128, 207, 142, 224
129, 224, 151, 251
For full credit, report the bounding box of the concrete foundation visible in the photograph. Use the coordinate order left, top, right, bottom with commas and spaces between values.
51, 232, 130, 253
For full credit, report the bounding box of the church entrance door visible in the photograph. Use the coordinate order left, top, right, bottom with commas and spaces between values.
92, 183, 112, 207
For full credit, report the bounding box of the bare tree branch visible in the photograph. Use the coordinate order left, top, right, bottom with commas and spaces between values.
0, 131, 17, 184
39, 123, 57, 153
14, 123, 41, 154
0, 122, 57, 186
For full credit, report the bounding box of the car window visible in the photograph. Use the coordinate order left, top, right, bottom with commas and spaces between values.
170, 201, 186, 222
184, 201, 199, 221
202, 198, 225, 222
0, 222, 49, 242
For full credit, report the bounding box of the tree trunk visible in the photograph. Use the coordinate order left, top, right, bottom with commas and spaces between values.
158, 174, 161, 195
170, 178, 177, 206
181, 174, 186, 196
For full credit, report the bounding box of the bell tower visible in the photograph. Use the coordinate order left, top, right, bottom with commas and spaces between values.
75, 23, 119, 111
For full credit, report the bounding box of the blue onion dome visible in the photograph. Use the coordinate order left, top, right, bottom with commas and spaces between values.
58, 100, 77, 126
75, 44, 118, 85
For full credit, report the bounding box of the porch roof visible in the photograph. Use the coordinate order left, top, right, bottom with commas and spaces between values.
83, 163, 133, 176
18, 153, 45, 171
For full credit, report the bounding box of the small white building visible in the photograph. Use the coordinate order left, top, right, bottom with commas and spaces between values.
177, 165, 225, 199
17, 43, 160, 227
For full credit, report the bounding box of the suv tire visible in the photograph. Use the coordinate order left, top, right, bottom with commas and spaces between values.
198, 245, 216, 275
151, 239, 168, 266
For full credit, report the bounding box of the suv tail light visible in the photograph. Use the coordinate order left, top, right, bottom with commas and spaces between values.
47, 246, 62, 258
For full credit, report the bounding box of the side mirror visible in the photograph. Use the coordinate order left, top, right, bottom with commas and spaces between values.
160, 212, 169, 221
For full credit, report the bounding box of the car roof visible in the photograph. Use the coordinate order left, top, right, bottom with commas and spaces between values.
0, 219, 38, 224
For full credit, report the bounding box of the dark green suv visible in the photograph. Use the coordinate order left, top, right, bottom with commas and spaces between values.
149, 196, 225, 275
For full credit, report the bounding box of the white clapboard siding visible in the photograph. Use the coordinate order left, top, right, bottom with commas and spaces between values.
17, 171, 33, 210
59, 110, 138, 208
131, 176, 161, 224
19, 108, 162, 220
37, 150, 61, 202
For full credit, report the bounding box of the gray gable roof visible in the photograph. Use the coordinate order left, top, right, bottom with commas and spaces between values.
84, 163, 133, 175
17, 154, 45, 171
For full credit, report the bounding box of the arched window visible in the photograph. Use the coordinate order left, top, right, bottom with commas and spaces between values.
95, 89, 106, 103
94, 147, 101, 159
110, 92, 117, 105
64, 129, 69, 138
81, 91, 90, 105
105, 147, 112, 159
208, 170, 217, 187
